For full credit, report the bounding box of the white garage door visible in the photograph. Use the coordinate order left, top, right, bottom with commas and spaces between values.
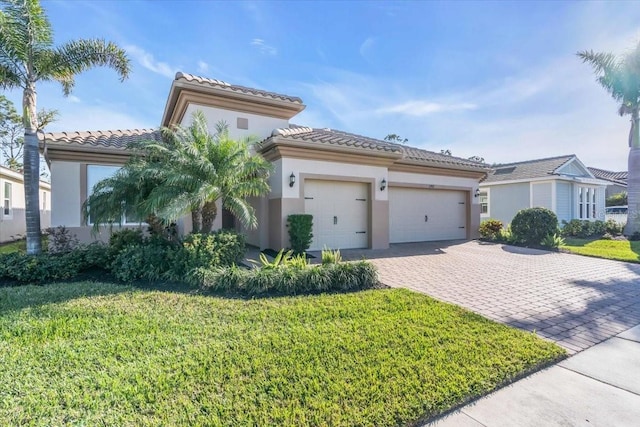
389, 187, 467, 243
304, 180, 369, 251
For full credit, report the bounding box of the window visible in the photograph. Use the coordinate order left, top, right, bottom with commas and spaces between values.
87, 165, 141, 225
578, 186, 598, 220
479, 192, 488, 214
3, 182, 11, 217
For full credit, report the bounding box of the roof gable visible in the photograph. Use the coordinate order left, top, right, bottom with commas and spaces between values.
483, 155, 576, 183
555, 157, 593, 178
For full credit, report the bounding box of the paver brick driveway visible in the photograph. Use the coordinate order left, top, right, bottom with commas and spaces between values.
341, 240, 640, 354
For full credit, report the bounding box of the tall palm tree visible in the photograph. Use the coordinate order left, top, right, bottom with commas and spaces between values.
84, 111, 272, 233
579, 42, 640, 235
0, 0, 130, 254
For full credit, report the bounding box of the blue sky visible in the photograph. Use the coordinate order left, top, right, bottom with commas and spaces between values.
5, 0, 640, 170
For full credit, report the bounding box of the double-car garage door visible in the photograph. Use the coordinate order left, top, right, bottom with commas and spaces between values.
304, 179, 467, 250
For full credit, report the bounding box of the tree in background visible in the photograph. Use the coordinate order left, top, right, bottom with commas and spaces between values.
579, 42, 640, 235
0, 0, 130, 254
0, 95, 56, 171
384, 134, 408, 144
84, 111, 272, 233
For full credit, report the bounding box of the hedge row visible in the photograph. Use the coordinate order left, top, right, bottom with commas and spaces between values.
196, 260, 378, 296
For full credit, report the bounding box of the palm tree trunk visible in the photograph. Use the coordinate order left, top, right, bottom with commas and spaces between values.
23, 82, 42, 255
191, 208, 202, 233
625, 110, 640, 236
201, 201, 218, 233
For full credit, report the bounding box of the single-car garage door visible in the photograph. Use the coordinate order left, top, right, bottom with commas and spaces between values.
304, 180, 369, 251
389, 187, 467, 243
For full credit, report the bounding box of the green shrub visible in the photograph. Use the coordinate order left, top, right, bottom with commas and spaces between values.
169, 231, 245, 282
321, 247, 342, 265
0, 252, 82, 284
109, 229, 144, 256
510, 208, 558, 246
45, 226, 79, 254
74, 242, 111, 270
561, 219, 608, 238
110, 242, 174, 283
606, 191, 627, 207
479, 219, 503, 240
605, 219, 625, 236
287, 214, 313, 254
198, 260, 378, 296
540, 233, 565, 249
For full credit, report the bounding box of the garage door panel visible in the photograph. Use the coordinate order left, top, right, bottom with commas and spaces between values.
304, 180, 369, 251
390, 187, 466, 243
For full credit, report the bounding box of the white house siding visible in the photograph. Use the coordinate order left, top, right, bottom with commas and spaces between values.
556, 182, 573, 223
486, 182, 530, 226
183, 104, 288, 141
531, 182, 553, 210
0, 167, 51, 243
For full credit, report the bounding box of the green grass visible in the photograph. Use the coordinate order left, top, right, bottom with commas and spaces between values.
0, 282, 564, 426
562, 237, 640, 263
0, 239, 26, 254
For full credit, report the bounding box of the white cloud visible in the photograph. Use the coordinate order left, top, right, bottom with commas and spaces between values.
377, 100, 477, 116
67, 95, 81, 103
359, 37, 375, 60
197, 60, 209, 74
125, 45, 177, 78
251, 38, 277, 56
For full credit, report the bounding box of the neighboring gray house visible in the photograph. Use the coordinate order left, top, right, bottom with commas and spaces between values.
479, 155, 610, 226
587, 167, 627, 198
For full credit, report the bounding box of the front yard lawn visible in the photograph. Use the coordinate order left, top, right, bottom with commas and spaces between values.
0, 282, 564, 426
561, 237, 640, 263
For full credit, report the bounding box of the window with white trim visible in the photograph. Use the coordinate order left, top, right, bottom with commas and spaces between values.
87, 165, 141, 225
577, 186, 598, 220
479, 192, 488, 214
3, 182, 11, 218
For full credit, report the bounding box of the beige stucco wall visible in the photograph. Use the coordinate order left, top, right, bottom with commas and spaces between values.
0, 168, 51, 243
51, 161, 82, 227
182, 104, 288, 141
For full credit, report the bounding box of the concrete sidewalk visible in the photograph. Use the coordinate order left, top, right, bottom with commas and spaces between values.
427, 324, 640, 427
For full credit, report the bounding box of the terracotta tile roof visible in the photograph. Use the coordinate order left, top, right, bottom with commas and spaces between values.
40, 128, 162, 150
266, 125, 488, 169
482, 155, 576, 183
587, 167, 628, 185
270, 126, 403, 154
175, 72, 303, 104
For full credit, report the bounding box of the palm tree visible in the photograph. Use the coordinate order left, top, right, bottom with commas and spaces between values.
84, 111, 272, 233
579, 42, 640, 235
0, 0, 130, 254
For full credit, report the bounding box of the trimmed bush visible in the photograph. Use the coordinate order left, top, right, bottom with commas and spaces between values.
0, 252, 81, 284
287, 214, 313, 254
510, 208, 558, 246
46, 226, 79, 254
198, 260, 378, 296
110, 242, 175, 283
561, 219, 608, 238
606, 192, 627, 207
479, 219, 503, 240
605, 219, 625, 236
168, 231, 245, 282
109, 228, 144, 257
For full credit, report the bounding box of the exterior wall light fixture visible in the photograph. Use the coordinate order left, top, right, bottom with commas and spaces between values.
474, 188, 481, 198
380, 178, 387, 191
289, 173, 296, 187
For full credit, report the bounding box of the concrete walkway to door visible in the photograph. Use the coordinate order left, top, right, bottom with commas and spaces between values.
340, 240, 640, 354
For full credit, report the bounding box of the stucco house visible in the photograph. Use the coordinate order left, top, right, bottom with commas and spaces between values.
40, 72, 488, 251
587, 167, 627, 198
0, 165, 51, 243
479, 155, 610, 226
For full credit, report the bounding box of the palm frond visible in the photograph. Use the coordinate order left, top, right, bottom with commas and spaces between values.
38, 39, 130, 95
